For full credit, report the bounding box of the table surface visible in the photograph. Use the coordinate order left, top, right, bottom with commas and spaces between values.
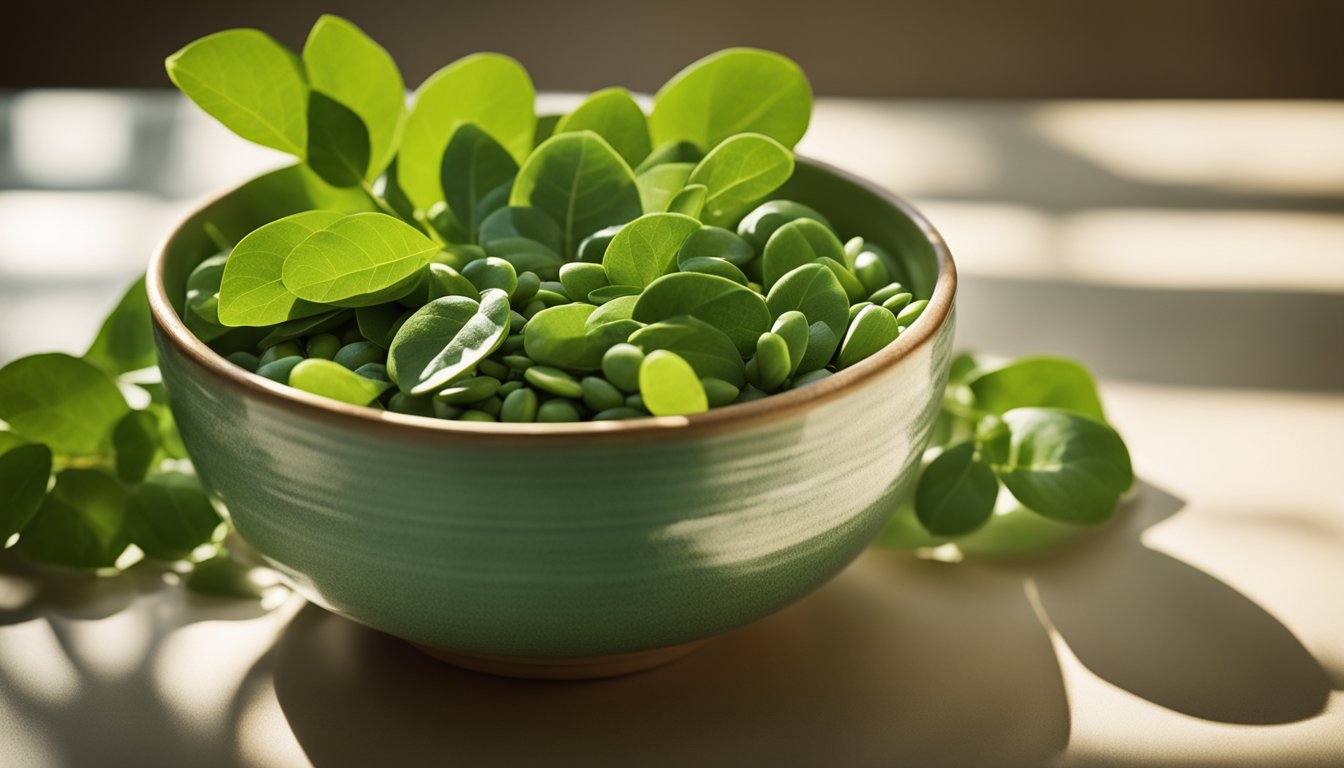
1, 95, 1341, 768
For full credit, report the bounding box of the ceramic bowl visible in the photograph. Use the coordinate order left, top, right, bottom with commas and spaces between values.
148, 157, 957, 678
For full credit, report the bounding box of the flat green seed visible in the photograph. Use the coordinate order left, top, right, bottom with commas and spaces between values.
897, 299, 929, 326
848, 301, 873, 325
354, 362, 390, 383
305, 333, 341, 360
735, 385, 768, 403
258, 341, 303, 368
501, 333, 527, 353
498, 380, 524, 396
436, 376, 502, 404
559, 262, 610, 302
843, 236, 865, 267
503, 354, 535, 371
816, 257, 867, 303
701, 377, 741, 407
340, 325, 364, 345
754, 332, 791, 392
334, 341, 384, 371
537, 399, 581, 422
837, 305, 900, 369
500, 387, 539, 422
256, 356, 304, 384
475, 395, 503, 416
509, 309, 528, 330
477, 358, 510, 380
588, 285, 641, 304
432, 400, 464, 419
577, 224, 622, 264
639, 350, 708, 416
535, 289, 569, 307
881, 292, 913, 314
868, 282, 907, 304
580, 376, 625, 411
771, 311, 809, 376
462, 256, 519, 296
388, 392, 436, 416
226, 352, 259, 372
853, 249, 891, 295
524, 366, 583, 399
678, 256, 749, 285
625, 393, 646, 411
678, 225, 756, 267
521, 300, 546, 319
790, 368, 833, 388
593, 406, 647, 420
602, 343, 645, 392
458, 410, 497, 422
512, 271, 541, 305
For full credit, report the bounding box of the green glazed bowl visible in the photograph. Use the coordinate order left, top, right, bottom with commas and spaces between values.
148, 158, 957, 677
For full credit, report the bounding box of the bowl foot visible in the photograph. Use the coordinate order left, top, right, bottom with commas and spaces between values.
410, 638, 707, 680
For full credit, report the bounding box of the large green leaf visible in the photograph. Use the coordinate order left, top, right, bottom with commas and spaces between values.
218, 210, 344, 327
127, 472, 223, 561
302, 14, 405, 178
601, 213, 701, 288
84, 276, 155, 375
633, 272, 772, 357
165, 29, 308, 156
387, 290, 512, 395
304, 92, 371, 188
761, 217, 845, 290
510, 131, 642, 257
984, 408, 1133, 525
915, 442, 999, 536
687, 133, 794, 227
0, 443, 52, 541
0, 354, 128, 456
523, 304, 636, 371
15, 468, 129, 569
763, 263, 850, 338
399, 54, 536, 212
282, 212, 437, 306
630, 316, 746, 387
650, 48, 812, 151
635, 162, 694, 214
112, 409, 160, 484
968, 357, 1107, 423
554, 87, 652, 167
440, 123, 519, 242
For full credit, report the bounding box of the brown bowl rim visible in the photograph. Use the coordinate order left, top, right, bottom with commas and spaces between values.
146, 155, 956, 444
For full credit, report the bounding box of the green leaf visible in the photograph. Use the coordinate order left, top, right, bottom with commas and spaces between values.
510, 131, 642, 257
639, 350, 708, 416
635, 140, 703, 174
288, 359, 392, 406
630, 316, 747, 388
602, 213, 701, 288
650, 48, 812, 151
478, 206, 564, 254
305, 92, 371, 188
635, 162, 693, 213
165, 29, 308, 156
355, 304, 403, 349
85, 276, 155, 376
915, 442, 999, 536
524, 303, 633, 371
761, 218, 845, 290
185, 549, 264, 598
218, 210, 344, 327
15, 468, 129, 569
798, 321, 839, 373
677, 226, 755, 267
836, 304, 900, 369
127, 472, 223, 561
968, 356, 1107, 423
302, 14, 405, 178
282, 213, 437, 306
678, 256, 748, 285
764, 263, 850, 340
737, 199, 834, 252
983, 408, 1134, 525
258, 309, 350, 348
0, 354, 129, 456
440, 123, 520, 242
112, 409, 160, 484
668, 184, 707, 218
554, 87, 652, 168
400, 54, 536, 212
633, 272, 772, 357
0, 443, 52, 541
387, 289, 511, 395
687, 133, 794, 227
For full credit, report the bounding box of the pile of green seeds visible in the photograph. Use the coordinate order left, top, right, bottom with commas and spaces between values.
169, 18, 930, 423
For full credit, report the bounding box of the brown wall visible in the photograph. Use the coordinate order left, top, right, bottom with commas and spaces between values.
5, 0, 1341, 96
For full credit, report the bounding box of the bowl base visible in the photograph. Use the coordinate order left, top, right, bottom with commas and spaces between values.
410, 638, 707, 680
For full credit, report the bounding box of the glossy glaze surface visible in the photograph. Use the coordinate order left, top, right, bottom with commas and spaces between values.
150, 159, 956, 657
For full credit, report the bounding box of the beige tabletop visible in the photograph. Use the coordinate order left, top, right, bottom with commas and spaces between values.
1, 96, 1341, 767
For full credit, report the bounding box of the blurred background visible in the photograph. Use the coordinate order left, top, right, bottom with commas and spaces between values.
1, 0, 1341, 388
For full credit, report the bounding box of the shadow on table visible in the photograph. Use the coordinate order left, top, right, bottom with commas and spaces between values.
266, 480, 1331, 767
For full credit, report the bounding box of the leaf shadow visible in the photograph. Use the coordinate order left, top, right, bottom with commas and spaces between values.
269, 548, 1069, 768
1023, 481, 1332, 725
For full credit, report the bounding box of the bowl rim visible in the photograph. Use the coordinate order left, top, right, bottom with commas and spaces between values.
147, 155, 957, 444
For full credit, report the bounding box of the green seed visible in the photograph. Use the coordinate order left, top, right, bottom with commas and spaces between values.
737, 200, 832, 252
639, 350, 708, 416
475, 395, 504, 416
701, 377, 741, 407
537, 399, 582, 422
588, 285, 641, 304
853, 249, 891, 295
458, 409, 497, 422
602, 343, 645, 392
678, 256, 748, 285
305, 333, 341, 360
257, 341, 303, 368
790, 368, 833, 388
524, 366, 583, 398
501, 333, 527, 353
837, 305, 900, 369
881, 292, 913, 314
577, 224, 622, 264
868, 282, 907, 304
256, 356, 303, 384
503, 354, 535, 371
521, 300, 546, 319
677, 225, 755, 267
226, 352, 259, 372
754, 332, 791, 392
334, 341, 383, 371
843, 236, 865, 267
340, 325, 364, 345
432, 400, 464, 419
735, 385, 768, 403
534, 289, 569, 307
436, 376, 501, 404
771, 311, 809, 376
847, 301, 873, 326
512, 271, 541, 305
462, 256, 519, 296
625, 393, 646, 411
498, 380, 524, 396
477, 358, 510, 380
501, 387, 539, 422
897, 299, 929, 326
745, 356, 760, 388
353, 362, 390, 383
592, 406, 647, 420
815, 257, 867, 303
388, 392, 436, 416
508, 309, 528, 331
581, 376, 625, 411
559, 262, 610, 302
